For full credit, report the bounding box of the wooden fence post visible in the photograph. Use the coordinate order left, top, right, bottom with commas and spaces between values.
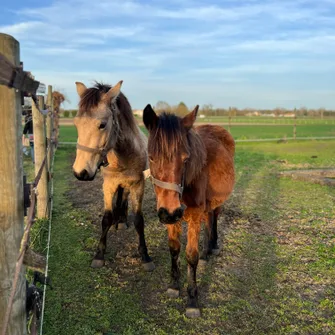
46, 86, 53, 170
293, 108, 297, 140
32, 96, 48, 218
0, 33, 26, 335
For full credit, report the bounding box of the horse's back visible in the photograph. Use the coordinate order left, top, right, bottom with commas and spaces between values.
195, 125, 235, 210
196, 124, 235, 157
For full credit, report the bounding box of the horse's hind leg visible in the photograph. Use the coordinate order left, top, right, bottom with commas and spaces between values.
200, 211, 213, 262
129, 180, 155, 272
209, 206, 221, 255
113, 186, 129, 230
166, 222, 182, 298
185, 208, 202, 318
91, 182, 118, 268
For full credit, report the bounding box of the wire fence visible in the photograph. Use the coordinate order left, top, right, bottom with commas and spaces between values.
0, 41, 58, 335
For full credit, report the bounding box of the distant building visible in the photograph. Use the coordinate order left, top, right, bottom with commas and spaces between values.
133, 109, 143, 117
284, 113, 295, 118
246, 111, 260, 116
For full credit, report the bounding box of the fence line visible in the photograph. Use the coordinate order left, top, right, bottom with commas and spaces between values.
58, 136, 335, 147
39, 149, 56, 335
1, 147, 48, 335
0, 33, 58, 335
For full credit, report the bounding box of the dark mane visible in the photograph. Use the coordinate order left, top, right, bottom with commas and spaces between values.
149, 113, 186, 160
78, 82, 139, 137
149, 112, 207, 184
79, 82, 111, 113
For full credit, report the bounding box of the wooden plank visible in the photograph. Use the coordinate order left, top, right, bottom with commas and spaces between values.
0, 51, 39, 94
32, 96, 48, 218
0, 33, 26, 335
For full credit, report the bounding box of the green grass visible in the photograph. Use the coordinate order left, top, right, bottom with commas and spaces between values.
36, 138, 335, 335
199, 116, 335, 125
59, 124, 335, 143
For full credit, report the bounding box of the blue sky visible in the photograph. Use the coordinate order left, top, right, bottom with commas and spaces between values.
1, 0, 335, 109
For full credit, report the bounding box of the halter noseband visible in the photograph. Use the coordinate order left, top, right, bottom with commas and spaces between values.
143, 165, 186, 197
76, 143, 109, 168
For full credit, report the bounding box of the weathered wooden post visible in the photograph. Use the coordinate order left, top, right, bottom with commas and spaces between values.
46, 85, 54, 169
0, 33, 26, 335
32, 96, 48, 217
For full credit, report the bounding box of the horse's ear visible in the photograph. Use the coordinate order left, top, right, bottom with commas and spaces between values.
182, 105, 199, 130
143, 104, 158, 130
75, 82, 87, 97
104, 80, 123, 103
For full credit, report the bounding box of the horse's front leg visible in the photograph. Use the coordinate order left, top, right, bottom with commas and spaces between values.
166, 221, 182, 298
185, 208, 202, 318
129, 179, 155, 271
91, 181, 118, 268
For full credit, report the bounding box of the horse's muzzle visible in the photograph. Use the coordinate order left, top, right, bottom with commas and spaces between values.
158, 207, 184, 224
73, 169, 95, 181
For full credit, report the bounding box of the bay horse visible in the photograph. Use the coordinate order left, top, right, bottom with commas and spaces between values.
72, 81, 154, 271
143, 104, 235, 317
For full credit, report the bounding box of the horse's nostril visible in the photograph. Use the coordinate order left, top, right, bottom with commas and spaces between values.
158, 207, 184, 224
158, 208, 169, 223
74, 169, 90, 181
174, 207, 184, 219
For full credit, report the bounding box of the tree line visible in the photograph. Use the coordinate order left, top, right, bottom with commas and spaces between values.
61, 102, 335, 118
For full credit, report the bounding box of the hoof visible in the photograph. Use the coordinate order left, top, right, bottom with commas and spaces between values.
142, 261, 155, 272
212, 248, 220, 256
186, 308, 201, 318
167, 288, 179, 298
91, 259, 105, 268
117, 222, 128, 230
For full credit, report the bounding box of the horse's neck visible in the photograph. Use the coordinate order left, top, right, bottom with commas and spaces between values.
185, 129, 207, 185
111, 123, 145, 159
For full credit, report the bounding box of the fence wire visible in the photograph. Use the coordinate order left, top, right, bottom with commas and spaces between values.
0, 76, 57, 334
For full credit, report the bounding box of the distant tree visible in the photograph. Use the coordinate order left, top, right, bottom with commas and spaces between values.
155, 101, 171, 114
175, 102, 189, 117
274, 107, 282, 118
52, 91, 66, 113
318, 108, 325, 119
201, 104, 213, 117
230, 107, 238, 117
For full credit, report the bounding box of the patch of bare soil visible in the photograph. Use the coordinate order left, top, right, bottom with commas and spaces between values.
279, 169, 335, 187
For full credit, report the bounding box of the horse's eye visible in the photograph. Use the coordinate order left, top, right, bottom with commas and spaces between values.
99, 122, 107, 130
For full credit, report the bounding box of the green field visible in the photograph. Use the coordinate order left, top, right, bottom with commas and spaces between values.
198, 116, 335, 125
31, 137, 335, 335
59, 124, 335, 142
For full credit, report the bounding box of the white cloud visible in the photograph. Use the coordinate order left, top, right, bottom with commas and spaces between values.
2, 0, 334, 109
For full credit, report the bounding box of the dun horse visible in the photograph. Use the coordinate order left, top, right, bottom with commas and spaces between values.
143, 104, 235, 317
72, 81, 154, 271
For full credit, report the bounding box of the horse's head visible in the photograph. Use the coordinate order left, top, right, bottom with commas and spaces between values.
72, 80, 123, 181
143, 104, 199, 224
